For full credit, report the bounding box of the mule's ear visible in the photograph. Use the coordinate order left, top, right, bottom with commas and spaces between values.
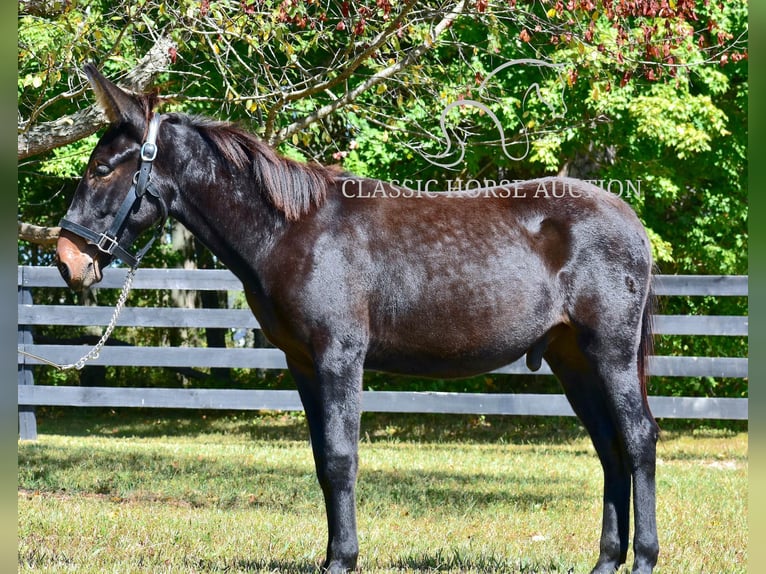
83, 63, 144, 126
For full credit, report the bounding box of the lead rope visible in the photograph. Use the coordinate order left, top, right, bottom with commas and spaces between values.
18, 267, 137, 371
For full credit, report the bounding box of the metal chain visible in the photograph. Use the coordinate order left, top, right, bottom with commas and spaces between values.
18, 267, 137, 371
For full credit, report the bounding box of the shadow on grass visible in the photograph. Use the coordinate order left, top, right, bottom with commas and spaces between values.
33, 406, 596, 445
33, 403, 746, 446
186, 557, 322, 573
19, 438, 588, 514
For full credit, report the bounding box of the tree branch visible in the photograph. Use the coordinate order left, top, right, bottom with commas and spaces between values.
18, 222, 61, 246
271, 0, 467, 146
262, 0, 418, 141
17, 36, 176, 160
285, 0, 419, 104
19, 0, 67, 17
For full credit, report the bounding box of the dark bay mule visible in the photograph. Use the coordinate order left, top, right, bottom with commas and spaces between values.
56, 65, 659, 574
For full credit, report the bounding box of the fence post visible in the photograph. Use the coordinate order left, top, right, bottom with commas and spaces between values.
18, 279, 37, 441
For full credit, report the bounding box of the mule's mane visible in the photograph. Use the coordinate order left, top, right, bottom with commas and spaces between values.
162, 110, 334, 221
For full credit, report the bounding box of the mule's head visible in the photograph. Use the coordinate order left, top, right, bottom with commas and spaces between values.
56, 64, 168, 290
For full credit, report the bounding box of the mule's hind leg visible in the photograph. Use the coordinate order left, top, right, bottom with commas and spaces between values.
570, 321, 658, 573
545, 332, 631, 574
595, 360, 659, 574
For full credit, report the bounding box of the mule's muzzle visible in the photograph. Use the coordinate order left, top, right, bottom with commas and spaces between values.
55, 229, 104, 290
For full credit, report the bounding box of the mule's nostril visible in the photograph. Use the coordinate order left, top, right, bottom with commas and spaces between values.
57, 260, 71, 283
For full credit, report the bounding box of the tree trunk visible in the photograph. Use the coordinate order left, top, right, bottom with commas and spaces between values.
195, 238, 231, 383
168, 222, 198, 386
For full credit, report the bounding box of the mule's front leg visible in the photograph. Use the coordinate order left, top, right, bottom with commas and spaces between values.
289, 356, 364, 574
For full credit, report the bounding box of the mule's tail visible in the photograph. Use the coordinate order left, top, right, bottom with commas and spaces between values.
638, 278, 657, 426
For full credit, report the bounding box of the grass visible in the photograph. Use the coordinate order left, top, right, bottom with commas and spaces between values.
18, 409, 747, 573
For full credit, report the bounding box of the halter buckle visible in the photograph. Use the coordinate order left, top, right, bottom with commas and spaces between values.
96, 232, 119, 255
140, 114, 161, 161
140, 142, 158, 162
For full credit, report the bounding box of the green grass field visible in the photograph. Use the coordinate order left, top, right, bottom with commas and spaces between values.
18, 410, 747, 573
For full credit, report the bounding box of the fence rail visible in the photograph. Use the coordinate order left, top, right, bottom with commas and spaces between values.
18, 306, 750, 336
18, 266, 748, 439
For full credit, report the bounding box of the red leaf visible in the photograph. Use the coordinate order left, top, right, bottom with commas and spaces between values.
376, 0, 392, 17
584, 24, 594, 43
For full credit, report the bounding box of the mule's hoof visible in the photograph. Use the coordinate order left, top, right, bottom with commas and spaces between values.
589, 558, 622, 574
321, 558, 357, 573
631, 562, 656, 574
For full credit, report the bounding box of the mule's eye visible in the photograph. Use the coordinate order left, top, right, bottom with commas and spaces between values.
94, 163, 112, 177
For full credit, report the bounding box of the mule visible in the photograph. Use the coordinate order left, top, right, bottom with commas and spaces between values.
56, 64, 659, 573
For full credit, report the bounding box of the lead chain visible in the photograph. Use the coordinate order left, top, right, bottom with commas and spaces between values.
18, 267, 137, 371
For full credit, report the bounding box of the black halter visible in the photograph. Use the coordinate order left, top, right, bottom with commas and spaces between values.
59, 113, 167, 269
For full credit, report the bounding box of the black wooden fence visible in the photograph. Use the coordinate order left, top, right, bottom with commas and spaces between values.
18, 266, 748, 440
